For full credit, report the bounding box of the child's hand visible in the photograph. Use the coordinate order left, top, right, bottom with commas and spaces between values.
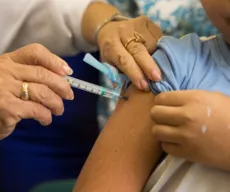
151, 90, 230, 170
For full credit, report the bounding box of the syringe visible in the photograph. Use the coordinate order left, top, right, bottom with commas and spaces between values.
65, 76, 128, 100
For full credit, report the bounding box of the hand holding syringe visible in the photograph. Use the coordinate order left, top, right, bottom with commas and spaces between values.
66, 76, 128, 100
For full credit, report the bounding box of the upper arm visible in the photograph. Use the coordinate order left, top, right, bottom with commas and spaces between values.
74, 85, 162, 192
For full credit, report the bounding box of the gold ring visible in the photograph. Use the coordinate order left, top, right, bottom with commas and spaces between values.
20, 82, 29, 100
124, 32, 146, 49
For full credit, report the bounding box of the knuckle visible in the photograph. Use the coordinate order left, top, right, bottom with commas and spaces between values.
27, 44, 46, 64
0, 133, 11, 140
138, 15, 152, 23
182, 110, 195, 123
38, 85, 52, 100
136, 16, 151, 26
50, 94, 64, 116
0, 97, 18, 128
0, 97, 14, 113
192, 91, 206, 104
161, 143, 169, 153
57, 98, 64, 109
178, 131, 188, 143
55, 100, 64, 115
193, 94, 202, 103
0, 97, 7, 109
129, 43, 146, 56
29, 43, 46, 53
59, 80, 70, 92
138, 15, 149, 21
101, 39, 116, 58
182, 132, 195, 147
117, 54, 131, 68
32, 103, 51, 123
154, 24, 162, 32
151, 126, 158, 136
155, 92, 166, 103
117, 23, 127, 33
0, 56, 16, 76
0, 126, 14, 136
0, 54, 10, 63
46, 53, 56, 65
42, 112, 52, 125
35, 66, 48, 80
150, 107, 155, 116
44, 112, 52, 125
152, 126, 161, 140
31, 103, 41, 118
1, 117, 16, 128
150, 106, 158, 119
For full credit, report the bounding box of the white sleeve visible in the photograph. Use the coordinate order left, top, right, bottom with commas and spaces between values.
0, 0, 105, 56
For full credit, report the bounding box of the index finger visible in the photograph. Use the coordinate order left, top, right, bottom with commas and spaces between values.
8, 43, 73, 76
155, 91, 197, 106
125, 41, 161, 82
103, 40, 150, 91
14, 64, 74, 100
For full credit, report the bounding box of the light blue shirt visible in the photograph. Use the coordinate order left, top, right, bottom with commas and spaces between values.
149, 34, 230, 96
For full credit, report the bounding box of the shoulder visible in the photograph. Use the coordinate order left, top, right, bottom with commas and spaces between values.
154, 33, 202, 73
155, 33, 217, 66
150, 33, 217, 92
157, 33, 202, 51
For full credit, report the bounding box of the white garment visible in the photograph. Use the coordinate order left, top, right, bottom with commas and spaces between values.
0, 0, 104, 55
144, 156, 230, 192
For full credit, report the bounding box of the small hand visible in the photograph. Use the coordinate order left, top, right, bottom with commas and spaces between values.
151, 90, 230, 171
97, 16, 163, 91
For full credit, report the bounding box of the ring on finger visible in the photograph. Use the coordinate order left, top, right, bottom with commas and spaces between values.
124, 32, 146, 49
20, 82, 29, 100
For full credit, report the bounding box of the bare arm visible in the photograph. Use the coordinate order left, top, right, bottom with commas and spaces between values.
73, 85, 163, 192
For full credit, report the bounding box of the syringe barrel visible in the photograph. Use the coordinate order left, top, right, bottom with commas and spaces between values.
65, 76, 120, 99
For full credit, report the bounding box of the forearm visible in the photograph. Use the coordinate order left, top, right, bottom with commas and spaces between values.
82, 1, 120, 45
74, 85, 163, 192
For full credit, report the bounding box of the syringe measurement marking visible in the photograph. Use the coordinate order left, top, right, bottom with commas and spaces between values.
71, 79, 102, 95
66, 76, 121, 99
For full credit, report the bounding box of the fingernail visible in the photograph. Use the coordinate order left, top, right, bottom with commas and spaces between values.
40, 121, 49, 126
151, 69, 161, 81
68, 89, 74, 100
140, 80, 150, 92
55, 108, 64, 116
63, 64, 73, 75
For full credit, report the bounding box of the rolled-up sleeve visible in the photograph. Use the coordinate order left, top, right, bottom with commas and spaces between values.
149, 34, 201, 95
124, 34, 204, 95
0, 0, 105, 56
